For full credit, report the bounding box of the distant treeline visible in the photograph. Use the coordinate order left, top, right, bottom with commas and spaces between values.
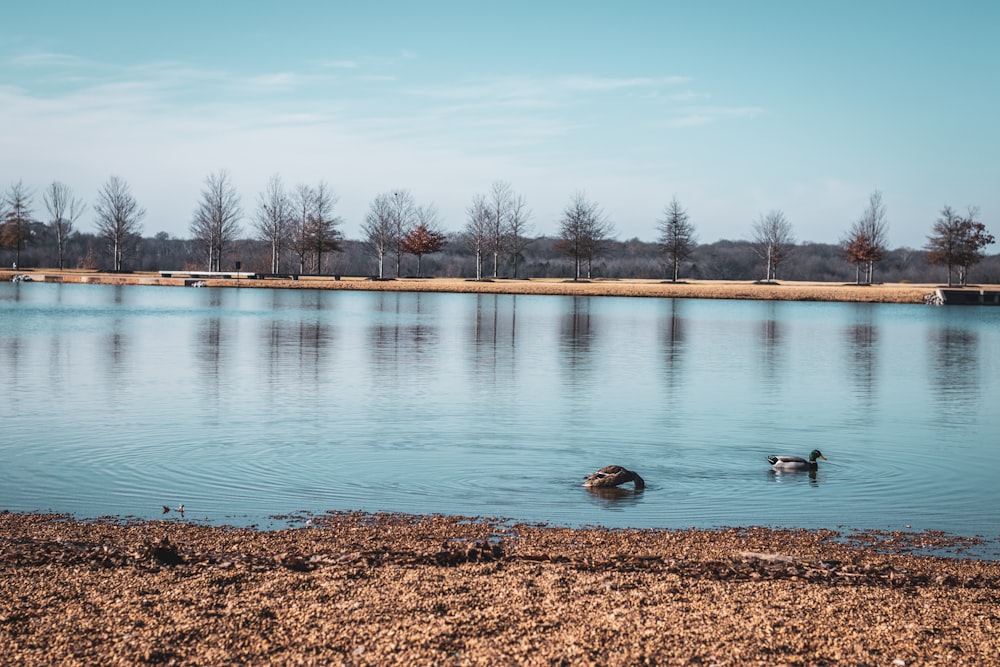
4, 228, 999, 285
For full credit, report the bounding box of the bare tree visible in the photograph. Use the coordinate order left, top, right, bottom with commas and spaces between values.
1, 180, 35, 269
389, 190, 416, 277
290, 184, 313, 274
304, 181, 343, 274
191, 170, 242, 271
843, 190, 888, 284
401, 205, 447, 277
94, 176, 145, 271
926, 205, 995, 286
657, 196, 697, 282
751, 210, 794, 282
506, 193, 534, 279
362, 192, 396, 279
581, 202, 615, 279
253, 174, 292, 274
464, 193, 491, 281
42, 181, 86, 270
487, 181, 513, 278
556, 192, 614, 280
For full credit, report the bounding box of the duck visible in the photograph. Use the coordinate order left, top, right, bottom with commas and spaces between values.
583, 465, 645, 490
768, 449, 826, 471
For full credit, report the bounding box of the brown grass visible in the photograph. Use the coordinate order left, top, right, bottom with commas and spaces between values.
5, 268, 983, 304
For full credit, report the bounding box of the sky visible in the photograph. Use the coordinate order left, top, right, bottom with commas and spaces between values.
2, 1, 997, 248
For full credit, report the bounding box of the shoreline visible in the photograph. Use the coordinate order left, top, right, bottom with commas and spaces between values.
3, 268, 982, 303
2, 510, 998, 665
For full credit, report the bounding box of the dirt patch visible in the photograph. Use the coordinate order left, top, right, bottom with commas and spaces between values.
2, 511, 998, 665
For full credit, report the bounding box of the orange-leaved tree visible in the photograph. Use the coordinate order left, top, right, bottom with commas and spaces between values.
401, 221, 447, 277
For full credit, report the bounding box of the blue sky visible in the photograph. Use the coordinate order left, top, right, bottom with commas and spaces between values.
2, 1, 997, 248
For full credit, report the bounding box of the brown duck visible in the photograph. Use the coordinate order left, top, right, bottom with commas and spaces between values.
583, 465, 645, 490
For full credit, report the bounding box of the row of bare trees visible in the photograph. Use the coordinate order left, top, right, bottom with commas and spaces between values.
190, 170, 345, 275
464, 181, 533, 280
655, 196, 795, 284
2, 175, 995, 285
654, 190, 994, 286
360, 190, 443, 279
839, 190, 994, 287
359, 181, 537, 281
250, 174, 343, 275
0, 177, 144, 272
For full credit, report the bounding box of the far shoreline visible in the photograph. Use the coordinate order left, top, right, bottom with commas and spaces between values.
5, 268, 989, 304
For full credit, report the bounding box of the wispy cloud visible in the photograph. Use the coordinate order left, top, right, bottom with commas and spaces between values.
658, 90, 707, 103
667, 106, 764, 127
324, 60, 361, 69
240, 71, 329, 92
6, 49, 746, 142
320, 50, 416, 71
556, 75, 691, 92
406, 74, 689, 104
0, 47, 766, 242
9, 51, 90, 68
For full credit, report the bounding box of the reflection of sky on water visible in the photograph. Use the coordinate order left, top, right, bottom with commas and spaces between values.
1, 282, 998, 552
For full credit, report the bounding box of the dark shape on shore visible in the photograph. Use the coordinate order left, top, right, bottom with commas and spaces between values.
150, 537, 185, 566
768, 449, 826, 471
583, 465, 645, 490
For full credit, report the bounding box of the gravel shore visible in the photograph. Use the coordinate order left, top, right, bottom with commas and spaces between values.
2, 511, 998, 665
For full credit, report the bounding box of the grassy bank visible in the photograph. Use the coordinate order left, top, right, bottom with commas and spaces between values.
4, 268, 976, 303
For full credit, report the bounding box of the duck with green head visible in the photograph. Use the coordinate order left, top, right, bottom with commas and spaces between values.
768, 449, 826, 471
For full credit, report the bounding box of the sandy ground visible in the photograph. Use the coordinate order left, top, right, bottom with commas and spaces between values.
4, 268, 984, 304
1, 512, 998, 666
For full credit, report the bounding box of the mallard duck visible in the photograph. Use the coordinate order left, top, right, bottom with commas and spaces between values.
768, 450, 826, 471
583, 465, 645, 490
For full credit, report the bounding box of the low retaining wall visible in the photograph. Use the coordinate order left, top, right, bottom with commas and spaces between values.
936, 289, 1000, 305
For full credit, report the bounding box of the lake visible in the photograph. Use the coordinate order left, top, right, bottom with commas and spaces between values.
1, 282, 998, 550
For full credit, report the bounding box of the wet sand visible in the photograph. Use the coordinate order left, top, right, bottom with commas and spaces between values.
2, 511, 998, 665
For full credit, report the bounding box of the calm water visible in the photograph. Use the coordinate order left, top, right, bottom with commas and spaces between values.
2, 282, 998, 547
